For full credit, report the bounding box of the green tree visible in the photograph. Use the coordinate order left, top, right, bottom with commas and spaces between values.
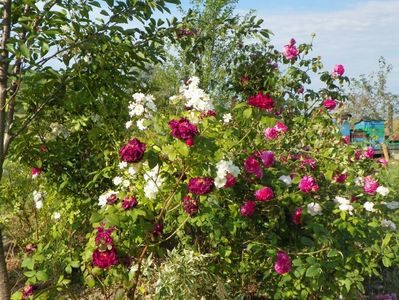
0, 0, 180, 298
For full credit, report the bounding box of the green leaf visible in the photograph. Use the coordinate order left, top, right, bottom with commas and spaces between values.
305, 265, 321, 277
382, 256, 392, 267
382, 233, 392, 248
21, 257, 35, 270
36, 270, 49, 281
243, 107, 252, 119
19, 43, 30, 59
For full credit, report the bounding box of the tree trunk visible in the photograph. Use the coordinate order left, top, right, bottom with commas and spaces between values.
0, 228, 10, 300
387, 103, 393, 137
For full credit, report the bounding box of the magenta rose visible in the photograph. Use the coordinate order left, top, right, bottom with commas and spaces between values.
95, 226, 114, 246
240, 200, 256, 217
244, 156, 263, 179
152, 223, 163, 236
354, 149, 362, 160
119, 138, 146, 163
106, 193, 118, 205
333, 172, 348, 183
254, 187, 274, 202
122, 196, 138, 210
323, 99, 337, 110
332, 64, 345, 77
301, 158, 317, 170
22, 285, 34, 300
264, 127, 279, 140
224, 173, 236, 188
283, 38, 299, 60
31, 167, 42, 178
363, 147, 374, 159
247, 92, 275, 111
342, 136, 350, 144
24, 243, 37, 255
260, 150, 275, 168
274, 121, 288, 133
364, 176, 379, 195
182, 195, 199, 216
377, 158, 388, 167
292, 208, 302, 225
188, 177, 214, 195
168, 117, 198, 145
92, 248, 118, 269
274, 251, 292, 275
298, 176, 319, 193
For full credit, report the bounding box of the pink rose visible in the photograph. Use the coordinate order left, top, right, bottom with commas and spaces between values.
342, 136, 350, 145
168, 118, 199, 145
22, 285, 34, 300
254, 187, 274, 202
106, 193, 118, 205
260, 150, 275, 168
95, 226, 114, 246
364, 176, 379, 195
377, 158, 388, 167
92, 248, 118, 269
247, 92, 275, 111
323, 99, 337, 110
333, 172, 348, 183
363, 147, 374, 159
264, 127, 279, 140
274, 121, 288, 133
182, 195, 199, 216
24, 243, 37, 255
240, 200, 256, 217
354, 149, 362, 160
122, 196, 138, 210
283, 39, 299, 60
332, 64, 345, 77
301, 158, 317, 170
298, 176, 318, 193
292, 208, 302, 225
31, 167, 42, 178
274, 251, 292, 275
119, 138, 146, 163
224, 173, 236, 188
244, 156, 263, 179
188, 177, 214, 195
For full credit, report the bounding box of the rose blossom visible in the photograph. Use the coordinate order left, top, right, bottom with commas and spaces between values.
240, 200, 256, 217
224, 173, 236, 188
247, 92, 275, 111
333, 172, 348, 183
274, 121, 288, 133
283, 38, 299, 60
363, 147, 374, 159
342, 136, 350, 144
254, 187, 274, 202
168, 117, 199, 146
259, 150, 275, 168
95, 227, 114, 246
323, 99, 337, 110
182, 195, 199, 216
244, 156, 263, 179
188, 177, 214, 195
264, 127, 279, 140
274, 251, 292, 275
31, 167, 42, 179
152, 223, 163, 236
307, 202, 322, 216
298, 176, 318, 193
301, 158, 317, 170
22, 285, 34, 300
92, 248, 118, 269
122, 196, 138, 210
119, 138, 146, 163
24, 243, 37, 254
292, 208, 302, 224
364, 176, 379, 195
354, 149, 362, 160
363, 201, 375, 212
377, 158, 388, 167
332, 64, 345, 77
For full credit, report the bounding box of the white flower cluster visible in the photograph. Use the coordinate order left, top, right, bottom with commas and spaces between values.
222, 113, 232, 124
33, 190, 43, 209
214, 160, 240, 188
307, 202, 322, 216
381, 219, 397, 230
53, 212, 61, 220
181, 76, 214, 112
279, 175, 292, 186
143, 164, 164, 200
334, 196, 354, 214
376, 186, 389, 196
98, 190, 117, 207
126, 93, 157, 131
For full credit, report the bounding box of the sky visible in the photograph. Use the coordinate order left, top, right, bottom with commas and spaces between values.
178, 0, 399, 93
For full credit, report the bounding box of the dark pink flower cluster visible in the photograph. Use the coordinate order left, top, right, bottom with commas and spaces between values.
22, 285, 34, 300
122, 196, 138, 210
244, 156, 263, 179
283, 38, 299, 60
332, 64, 345, 77
119, 138, 146, 163
188, 177, 214, 195
247, 92, 275, 111
107, 193, 118, 205
378, 158, 388, 167
301, 158, 317, 170
259, 150, 275, 168
274, 251, 292, 275
31, 167, 42, 178
292, 208, 302, 225
199, 110, 217, 119
298, 176, 319, 193
95, 226, 114, 247
342, 135, 350, 145
182, 195, 199, 216
333, 172, 348, 183
363, 147, 375, 159
92, 226, 118, 269
264, 121, 288, 140
240, 200, 256, 217
152, 223, 163, 236
224, 173, 236, 188
364, 176, 379, 195
254, 187, 274, 202
24, 243, 37, 255
169, 117, 199, 147
323, 99, 337, 110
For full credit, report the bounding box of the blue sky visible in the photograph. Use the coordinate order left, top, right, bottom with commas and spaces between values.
177, 0, 399, 93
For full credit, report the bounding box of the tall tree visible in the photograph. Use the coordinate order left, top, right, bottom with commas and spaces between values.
0, 0, 179, 298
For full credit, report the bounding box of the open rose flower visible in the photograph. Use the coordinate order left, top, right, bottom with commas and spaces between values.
264, 127, 279, 140
363, 147, 374, 159
168, 117, 199, 146
31, 167, 42, 179
119, 138, 146, 163
92, 248, 118, 269
298, 176, 318, 193
364, 176, 379, 195
254, 187, 274, 201
332, 64, 345, 77
240, 200, 256, 217
247, 92, 275, 111
188, 177, 214, 195
283, 38, 299, 60
95, 227, 114, 246
259, 150, 275, 168
224, 173, 236, 188
292, 208, 302, 225
274, 121, 288, 133
323, 99, 337, 110
244, 156, 263, 179
333, 172, 348, 183
377, 158, 388, 167
22, 285, 34, 300
122, 196, 138, 210
182, 195, 199, 216
274, 251, 292, 275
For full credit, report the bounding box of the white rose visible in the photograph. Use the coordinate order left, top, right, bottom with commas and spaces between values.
307, 202, 322, 216
363, 201, 375, 212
